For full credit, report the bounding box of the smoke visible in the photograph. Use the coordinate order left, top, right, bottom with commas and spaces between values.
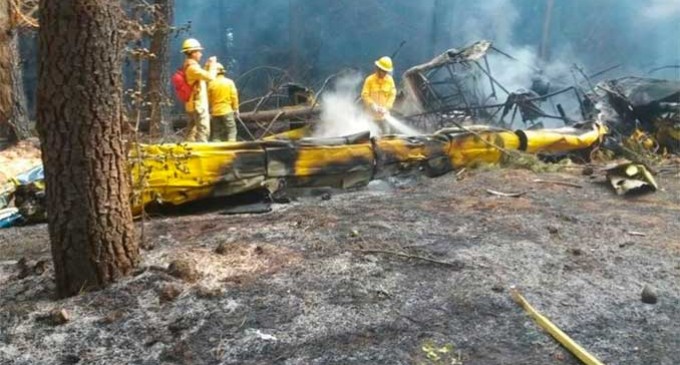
313, 71, 421, 138
313, 72, 379, 138
451, 0, 583, 127
458, 0, 520, 47
169, 0, 679, 85
481, 45, 582, 128
643, 0, 680, 19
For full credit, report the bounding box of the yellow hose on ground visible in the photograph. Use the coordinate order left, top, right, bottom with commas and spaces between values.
510, 287, 605, 365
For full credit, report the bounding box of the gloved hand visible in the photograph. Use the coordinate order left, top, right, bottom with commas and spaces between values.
234, 110, 240, 119
376, 106, 388, 118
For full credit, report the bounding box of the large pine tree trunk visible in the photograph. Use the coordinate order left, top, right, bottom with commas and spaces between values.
147, 0, 173, 139
37, 0, 139, 298
0, 1, 31, 141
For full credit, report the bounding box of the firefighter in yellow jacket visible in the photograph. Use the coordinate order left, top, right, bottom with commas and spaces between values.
181, 38, 218, 142
208, 63, 240, 142
361, 56, 396, 135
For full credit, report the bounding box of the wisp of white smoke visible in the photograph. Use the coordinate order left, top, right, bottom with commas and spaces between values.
313, 72, 379, 138
314, 72, 421, 138
643, 0, 680, 19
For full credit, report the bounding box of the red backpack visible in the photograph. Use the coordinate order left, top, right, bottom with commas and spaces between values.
171, 66, 193, 103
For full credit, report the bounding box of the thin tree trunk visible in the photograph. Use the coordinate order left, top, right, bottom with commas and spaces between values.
0, 1, 30, 141
429, 0, 440, 58
540, 0, 555, 62
37, 0, 139, 298
147, 0, 173, 139
10, 31, 30, 139
289, 0, 302, 80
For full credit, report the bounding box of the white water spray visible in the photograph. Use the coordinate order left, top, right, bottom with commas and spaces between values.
384, 114, 421, 136
313, 72, 378, 138
312, 72, 422, 138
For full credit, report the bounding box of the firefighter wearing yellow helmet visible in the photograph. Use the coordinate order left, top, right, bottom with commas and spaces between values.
361, 56, 396, 135
181, 38, 218, 142
208, 63, 240, 142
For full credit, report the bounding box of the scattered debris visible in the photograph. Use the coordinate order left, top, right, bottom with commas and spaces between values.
618, 241, 635, 249
398, 41, 587, 131
510, 287, 605, 365
245, 329, 278, 342
194, 286, 223, 299
214, 242, 235, 255
595, 77, 680, 154
167, 259, 199, 283
582, 166, 595, 176
33, 260, 47, 276
605, 161, 658, 195
37, 308, 71, 326
355, 249, 465, 269
533, 179, 583, 189
626, 231, 647, 237
491, 283, 505, 293
569, 248, 583, 256
419, 340, 463, 365
159, 283, 183, 303
0, 208, 22, 228
485, 189, 526, 198
100, 310, 125, 324
641, 284, 658, 305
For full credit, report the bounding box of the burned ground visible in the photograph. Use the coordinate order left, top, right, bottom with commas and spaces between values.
1, 165, 679, 364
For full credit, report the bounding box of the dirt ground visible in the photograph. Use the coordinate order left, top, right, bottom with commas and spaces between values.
1, 165, 679, 364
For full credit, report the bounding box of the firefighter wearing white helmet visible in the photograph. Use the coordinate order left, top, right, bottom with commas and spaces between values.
361, 56, 396, 135
181, 38, 218, 142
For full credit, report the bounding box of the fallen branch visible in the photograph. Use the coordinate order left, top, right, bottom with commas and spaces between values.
354, 249, 463, 269
626, 231, 647, 237
485, 189, 526, 198
239, 105, 319, 123
510, 287, 605, 365
532, 179, 583, 189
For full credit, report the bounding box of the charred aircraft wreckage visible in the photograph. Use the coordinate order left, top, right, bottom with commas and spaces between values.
1, 40, 678, 226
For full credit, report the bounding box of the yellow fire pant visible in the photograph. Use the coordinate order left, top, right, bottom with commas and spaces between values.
185, 109, 211, 142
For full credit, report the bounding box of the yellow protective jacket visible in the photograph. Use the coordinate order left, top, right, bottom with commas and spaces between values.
208, 75, 239, 117
361, 73, 396, 120
183, 59, 215, 113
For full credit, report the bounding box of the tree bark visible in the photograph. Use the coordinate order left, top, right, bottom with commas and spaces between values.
37, 0, 139, 298
147, 0, 173, 139
0, 1, 31, 141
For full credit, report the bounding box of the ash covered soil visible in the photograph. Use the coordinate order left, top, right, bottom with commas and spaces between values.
1, 166, 680, 364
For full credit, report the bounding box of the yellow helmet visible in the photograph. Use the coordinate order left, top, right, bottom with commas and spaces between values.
215, 63, 226, 74
375, 56, 394, 73
181, 38, 204, 53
